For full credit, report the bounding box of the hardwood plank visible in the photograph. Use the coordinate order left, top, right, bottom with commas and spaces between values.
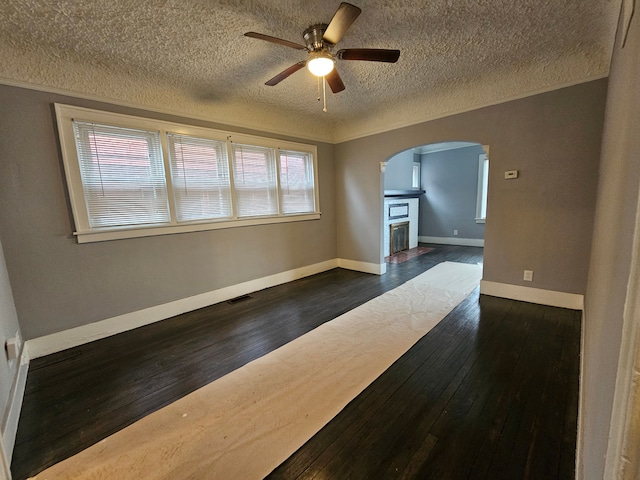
387, 299, 525, 479
268, 295, 486, 479
467, 301, 542, 478
10, 245, 579, 480
269, 292, 580, 480
411, 300, 535, 479
268, 294, 513, 479
558, 309, 582, 478
377, 294, 515, 478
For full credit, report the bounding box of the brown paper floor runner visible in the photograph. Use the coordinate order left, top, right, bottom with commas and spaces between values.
32, 261, 482, 480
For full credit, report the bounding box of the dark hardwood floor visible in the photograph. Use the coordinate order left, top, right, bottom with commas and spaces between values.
11, 245, 580, 480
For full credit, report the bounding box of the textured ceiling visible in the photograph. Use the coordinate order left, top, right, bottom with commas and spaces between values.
0, 0, 621, 142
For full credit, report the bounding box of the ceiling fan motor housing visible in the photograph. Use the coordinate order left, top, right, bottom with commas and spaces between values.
303, 24, 331, 51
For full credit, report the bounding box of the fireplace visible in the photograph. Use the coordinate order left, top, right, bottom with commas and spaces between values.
389, 221, 410, 255
383, 197, 419, 257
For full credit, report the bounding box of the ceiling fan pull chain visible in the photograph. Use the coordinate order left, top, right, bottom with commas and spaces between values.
322, 76, 327, 113
317, 75, 321, 102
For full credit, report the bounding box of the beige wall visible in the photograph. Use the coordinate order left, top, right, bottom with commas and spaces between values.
0, 85, 337, 340
581, 4, 640, 478
335, 80, 607, 295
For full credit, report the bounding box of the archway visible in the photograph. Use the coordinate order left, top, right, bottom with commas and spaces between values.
382, 141, 488, 267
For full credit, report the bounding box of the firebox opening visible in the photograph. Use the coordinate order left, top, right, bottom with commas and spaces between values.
389, 221, 410, 255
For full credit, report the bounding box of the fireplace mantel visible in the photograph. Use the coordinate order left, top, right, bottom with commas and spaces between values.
384, 189, 425, 199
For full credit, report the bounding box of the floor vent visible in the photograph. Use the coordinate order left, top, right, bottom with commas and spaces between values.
227, 294, 252, 304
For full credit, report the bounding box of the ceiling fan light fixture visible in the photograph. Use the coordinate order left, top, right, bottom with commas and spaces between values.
307, 52, 335, 77
247, 2, 398, 96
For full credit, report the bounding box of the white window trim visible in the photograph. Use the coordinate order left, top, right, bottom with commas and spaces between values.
55, 104, 320, 243
475, 153, 488, 223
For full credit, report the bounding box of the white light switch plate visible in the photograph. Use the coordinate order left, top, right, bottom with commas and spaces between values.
6, 337, 20, 360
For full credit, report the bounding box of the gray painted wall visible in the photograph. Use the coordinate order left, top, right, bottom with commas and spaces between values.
383, 149, 415, 190
0, 235, 21, 441
419, 145, 485, 239
0, 85, 337, 340
335, 79, 606, 295
581, 8, 640, 479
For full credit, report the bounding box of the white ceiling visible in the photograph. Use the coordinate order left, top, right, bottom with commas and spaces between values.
0, 0, 621, 143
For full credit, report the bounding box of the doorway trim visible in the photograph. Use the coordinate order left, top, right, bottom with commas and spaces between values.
0, 435, 10, 480
605, 187, 640, 479
380, 141, 488, 267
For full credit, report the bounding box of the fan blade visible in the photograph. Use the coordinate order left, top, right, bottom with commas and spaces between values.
244, 32, 307, 51
337, 48, 401, 62
326, 68, 345, 93
265, 61, 307, 86
323, 2, 362, 45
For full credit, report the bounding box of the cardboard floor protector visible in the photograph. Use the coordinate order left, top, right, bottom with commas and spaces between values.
32, 261, 482, 480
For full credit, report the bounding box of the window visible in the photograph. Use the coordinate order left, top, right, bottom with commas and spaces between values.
412, 162, 421, 189
73, 121, 170, 228
167, 133, 232, 222
56, 104, 320, 243
231, 144, 278, 218
476, 153, 489, 223
279, 150, 316, 214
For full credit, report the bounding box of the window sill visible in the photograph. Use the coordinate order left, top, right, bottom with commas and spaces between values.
475, 218, 486, 224
75, 213, 322, 243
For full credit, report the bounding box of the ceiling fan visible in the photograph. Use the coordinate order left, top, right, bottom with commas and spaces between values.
245, 2, 400, 96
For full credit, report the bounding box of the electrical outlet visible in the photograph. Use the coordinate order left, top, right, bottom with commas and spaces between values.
453, 229, 458, 236
523, 270, 534, 282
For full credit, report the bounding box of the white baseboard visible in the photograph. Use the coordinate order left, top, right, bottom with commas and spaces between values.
419, 236, 485, 247
26, 259, 339, 359
337, 259, 386, 275
480, 280, 584, 310
23, 256, 407, 360
2, 347, 29, 467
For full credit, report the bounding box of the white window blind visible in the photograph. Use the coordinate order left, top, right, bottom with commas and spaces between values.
167, 133, 232, 222
279, 150, 315, 214
72, 121, 169, 228
231, 143, 278, 217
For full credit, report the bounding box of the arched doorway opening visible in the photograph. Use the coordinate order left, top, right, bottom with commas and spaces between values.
382, 141, 488, 266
